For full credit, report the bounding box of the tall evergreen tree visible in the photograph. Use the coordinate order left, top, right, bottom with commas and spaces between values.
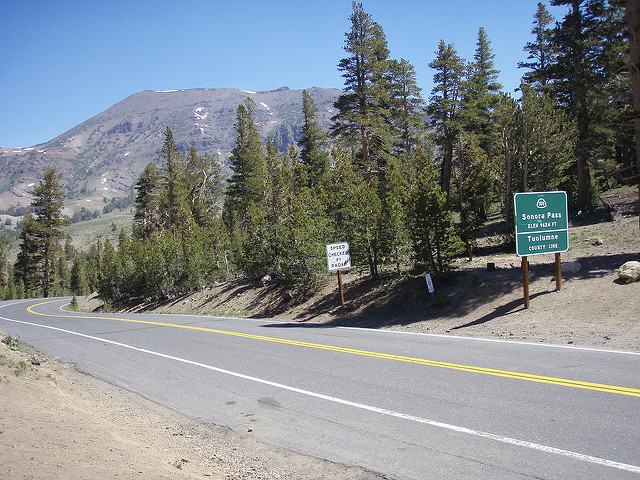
133, 162, 163, 241
461, 27, 502, 155
331, 1, 392, 184
330, 2, 395, 278
495, 92, 521, 225
519, 2, 558, 93
550, 0, 597, 210
70, 255, 90, 296
456, 28, 502, 224
15, 165, 70, 297
185, 149, 224, 227
299, 90, 331, 189
13, 212, 40, 296
387, 58, 426, 161
330, 149, 382, 278
160, 127, 192, 230
223, 97, 267, 232
410, 152, 463, 274
520, 83, 577, 193
428, 40, 466, 203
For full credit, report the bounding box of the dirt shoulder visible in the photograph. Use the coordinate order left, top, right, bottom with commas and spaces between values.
0, 334, 385, 479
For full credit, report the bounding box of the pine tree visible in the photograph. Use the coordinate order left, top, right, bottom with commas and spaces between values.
224, 98, 267, 233
14, 165, 70, 297
281, 187, 331, 286
496, 87, 577, 228
496, 92, 521, 226
13, 212, 40, 296
97, 240, 120, 300
185, 150, 224, 228
428, 40, 466, 203
387, 58, 426, 161
520, 83, 577, 192
519, 2, 558, 93
331, 1, 392, 184
457, 28, 502, 223
330, 2, 396, 278
70, 255, 90, 296
133, 162, 163, 241
461, 27, 502, 155
330, 149, 382, 278
264, 137, 287, 274
454, 131, 496, 237
0, 240, 8, 292
410, 153, 463, 274
588, 1, 635, 182
160, 127, 192, 230
299, 90, 331, 189
549, 0, 596, 210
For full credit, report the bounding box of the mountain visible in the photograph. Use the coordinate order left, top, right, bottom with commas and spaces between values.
0, 86, 341, 213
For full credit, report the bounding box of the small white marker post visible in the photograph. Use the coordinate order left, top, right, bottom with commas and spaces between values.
425, 274, 435, 299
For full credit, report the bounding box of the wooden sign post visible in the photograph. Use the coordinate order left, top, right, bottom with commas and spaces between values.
522, 256, 529, 309
555, 252, 562, 291
337, 270, 345, 306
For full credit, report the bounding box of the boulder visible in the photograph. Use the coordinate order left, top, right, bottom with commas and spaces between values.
618, 261, 640, 282
562, 262, 582, 273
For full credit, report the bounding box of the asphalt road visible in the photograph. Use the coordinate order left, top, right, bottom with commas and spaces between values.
1, 298, 639, 479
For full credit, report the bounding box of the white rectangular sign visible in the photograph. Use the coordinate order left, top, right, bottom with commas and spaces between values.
326, 242, 351, 272
425, 274, 434, 293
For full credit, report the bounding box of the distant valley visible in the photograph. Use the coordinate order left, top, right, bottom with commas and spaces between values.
0, 86, 341, 214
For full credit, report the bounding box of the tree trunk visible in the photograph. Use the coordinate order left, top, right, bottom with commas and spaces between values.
441, 139, 453, 206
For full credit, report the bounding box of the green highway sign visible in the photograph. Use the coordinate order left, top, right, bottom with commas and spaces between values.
514, 191, 569, 257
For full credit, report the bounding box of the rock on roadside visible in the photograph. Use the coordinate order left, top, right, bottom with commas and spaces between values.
618, 260, 640, 282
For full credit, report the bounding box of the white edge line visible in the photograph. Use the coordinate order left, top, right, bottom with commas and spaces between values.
1, 315, 639, 474
374, 328, 640, 356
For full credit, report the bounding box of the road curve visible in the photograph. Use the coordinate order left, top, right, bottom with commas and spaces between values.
1, 298, 639, 479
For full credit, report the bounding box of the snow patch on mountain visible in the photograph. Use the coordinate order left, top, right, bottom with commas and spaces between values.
194, 107, 209, 120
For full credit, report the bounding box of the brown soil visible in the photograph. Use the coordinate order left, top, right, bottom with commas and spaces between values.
1, 190, 639, 479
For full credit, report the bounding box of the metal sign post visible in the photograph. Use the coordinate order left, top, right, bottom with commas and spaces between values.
326, 242, 351, 307
514, 191, 569, 308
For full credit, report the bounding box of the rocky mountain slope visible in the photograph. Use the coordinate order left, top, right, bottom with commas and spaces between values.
0, 87, 341, 213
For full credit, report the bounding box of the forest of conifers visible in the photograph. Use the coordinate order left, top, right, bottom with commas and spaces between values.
3, 1, 640, 302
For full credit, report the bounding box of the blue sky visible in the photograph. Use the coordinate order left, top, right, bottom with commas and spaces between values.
1, 1, 568, 148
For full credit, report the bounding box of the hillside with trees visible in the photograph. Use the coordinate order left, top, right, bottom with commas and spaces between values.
0, 0, 638, 305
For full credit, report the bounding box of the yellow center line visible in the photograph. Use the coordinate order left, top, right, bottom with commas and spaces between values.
27, 299, 640, 397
